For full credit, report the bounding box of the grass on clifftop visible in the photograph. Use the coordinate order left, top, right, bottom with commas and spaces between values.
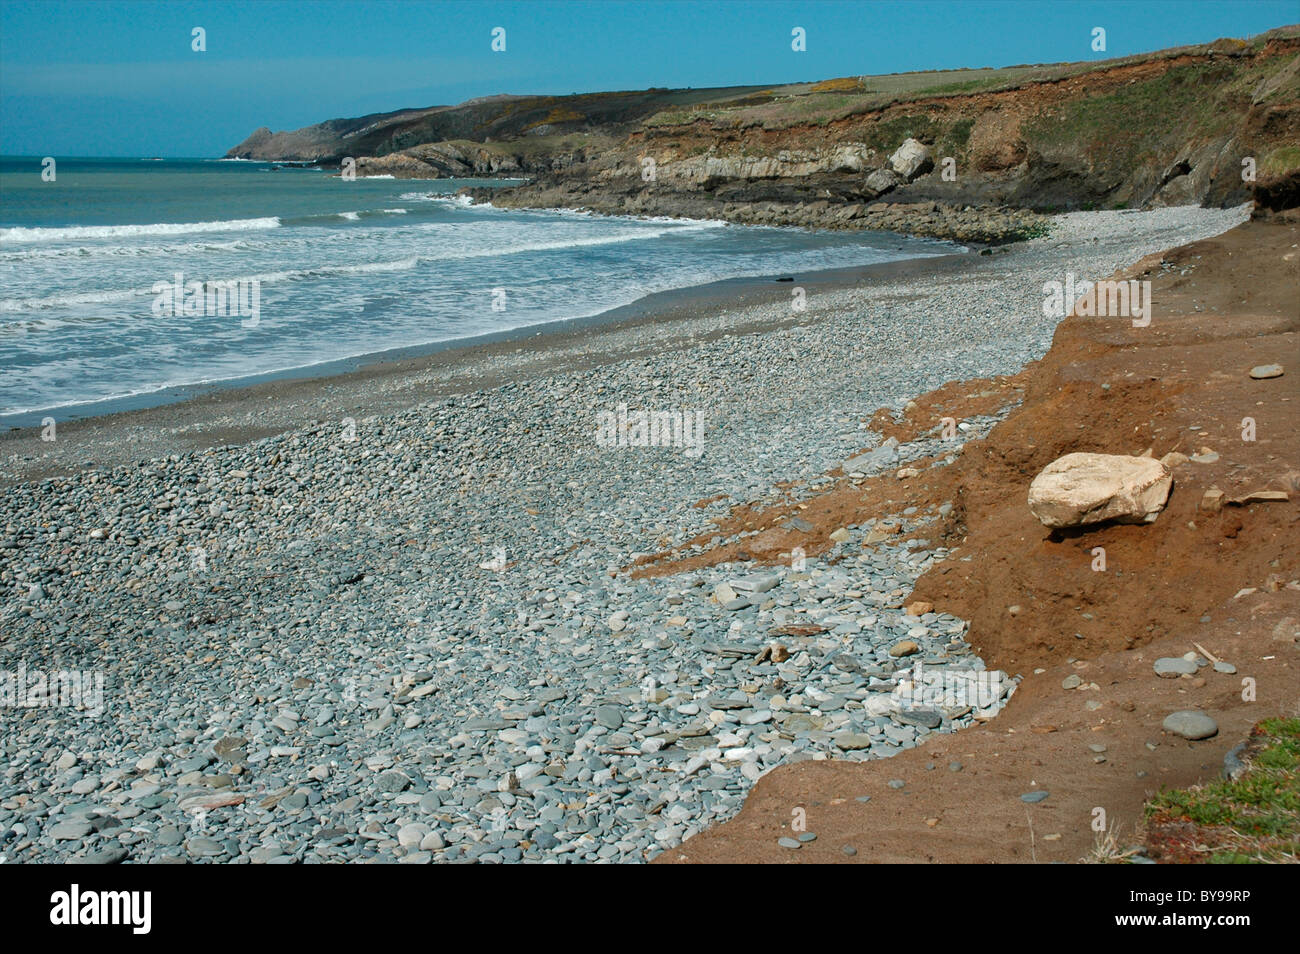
642, 63, 1090, 130
1262, 145, 1300, 176
1023, 49, 1300, 205
1143, 717, 1300, 863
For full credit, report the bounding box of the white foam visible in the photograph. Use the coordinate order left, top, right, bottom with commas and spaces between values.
0, 287, 149, 312
0, 217, 282, 244
423, 193, 476, 207
0, 239, 252, 261
0, 256, 425, 312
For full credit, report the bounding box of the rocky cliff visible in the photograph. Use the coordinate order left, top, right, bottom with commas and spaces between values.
228, 27, 1300, 241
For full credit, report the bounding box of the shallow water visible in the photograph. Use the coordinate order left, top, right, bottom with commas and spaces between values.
0, 157, 961, 416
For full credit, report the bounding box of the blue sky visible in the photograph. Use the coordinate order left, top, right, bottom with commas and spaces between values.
2, 0, 1295, 157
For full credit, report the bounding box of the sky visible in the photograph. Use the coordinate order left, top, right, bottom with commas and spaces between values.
1, 0, 1295, 157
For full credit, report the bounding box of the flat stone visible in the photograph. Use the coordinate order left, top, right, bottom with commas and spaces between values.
1213, 661, 1237, 674
595, 705, 624, 729
1020, 790, 1050, 803
707, 695, 748, 710
778, 837, 801, 849
889, 640, 920, 658
78, 848, 128, 864
50, 820, 93, 840
730, 574, 779, 594
187, 837, 225, 857
1163, 710, 1218, 740
1061, 674, 1082, 690
896, 708, 942, 729
177, 793, 245, 812
464, 717, 511, 732
1249, 364, 1283, 379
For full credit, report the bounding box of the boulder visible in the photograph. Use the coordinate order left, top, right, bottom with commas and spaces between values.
864, 167, 904, 197
826, 143, 873, 173
889, 138, 934, 180
1027, 453, 1172, 528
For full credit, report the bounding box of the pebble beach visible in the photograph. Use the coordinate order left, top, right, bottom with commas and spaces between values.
0, 204, 1252, 863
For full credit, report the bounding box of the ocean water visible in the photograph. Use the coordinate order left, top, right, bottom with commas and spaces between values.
0, 157, 961, 419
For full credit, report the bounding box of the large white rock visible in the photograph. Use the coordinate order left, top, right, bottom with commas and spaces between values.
888, 138, 934, 180
1028, 453, 1172, 528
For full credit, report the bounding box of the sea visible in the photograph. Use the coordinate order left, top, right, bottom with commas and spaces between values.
0, 156, 961, 422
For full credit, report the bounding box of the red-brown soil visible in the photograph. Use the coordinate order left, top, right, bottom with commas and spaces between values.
655, 212, 1300, 864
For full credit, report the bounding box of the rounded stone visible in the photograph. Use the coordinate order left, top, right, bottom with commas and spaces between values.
1153, 657, 1197, 678
1248, 364, 1283, 379
1162, 710, 1218, 740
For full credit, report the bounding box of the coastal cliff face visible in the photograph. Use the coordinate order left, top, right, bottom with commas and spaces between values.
228, 28, 1300, 239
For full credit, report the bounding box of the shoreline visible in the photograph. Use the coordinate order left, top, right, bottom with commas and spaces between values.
0, 244, 980, 486
1, 243, 973, 426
